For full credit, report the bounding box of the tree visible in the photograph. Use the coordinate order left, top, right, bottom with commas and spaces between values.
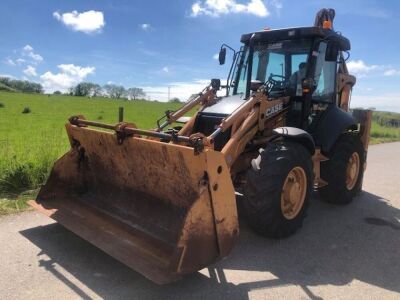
126, 87, 146, 100
169, 97, 182, 103
0, 77, 11, 86
0, 77, 43, 93
114, 85, 126, 99
53, 90, 62, 95
67, 87, 74, 95
103, 84, 114, 98
73, 82, 102, 97
90, 84, 102, 97
103, 84, 126, 99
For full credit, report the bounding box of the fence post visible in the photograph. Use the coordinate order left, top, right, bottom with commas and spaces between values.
119, 107, 124, 122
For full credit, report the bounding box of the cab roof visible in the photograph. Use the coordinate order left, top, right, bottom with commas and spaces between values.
240, 26, 350, 51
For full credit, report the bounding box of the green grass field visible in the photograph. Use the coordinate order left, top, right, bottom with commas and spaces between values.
0, 91, 181, 213
370, 122, 400, 144
0, 91, 399, 214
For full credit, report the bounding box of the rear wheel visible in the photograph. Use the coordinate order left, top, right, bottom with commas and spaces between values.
319, 133, 365, 204
243, 141, 313, 238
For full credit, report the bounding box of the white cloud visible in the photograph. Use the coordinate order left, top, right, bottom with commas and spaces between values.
140, 23, 151, 31
5, 58, 16, 66
347, 60, 400, 78
142, 79, 227, 101
23, 45, 33, 52
23, 65, 37, 77
383, 69, 400, 77
53, 10, 105, 34
41, 72, 77, 92
40, 64, 95, 93
270, 0, 282, 16
347, 60, 379, 76
22, 44, 43, 63
28, 52, 43, 62
191, 0, 269, 17
143, 80, 209, 101
16, 58, 26, 64
3, 46, 42, 67
213, 53, 219, 60
0, 74, 16, 79
162, 66, 169, 73
192, 3, 203, 16
58, 64, 95, 77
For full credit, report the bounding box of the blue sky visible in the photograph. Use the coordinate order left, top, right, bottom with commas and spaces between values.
0, 0, 399, 111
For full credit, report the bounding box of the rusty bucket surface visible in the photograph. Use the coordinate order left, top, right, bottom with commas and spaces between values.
29, 123, 239, 284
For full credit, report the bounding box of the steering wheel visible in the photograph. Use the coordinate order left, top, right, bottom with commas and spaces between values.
265, 73, 288, 93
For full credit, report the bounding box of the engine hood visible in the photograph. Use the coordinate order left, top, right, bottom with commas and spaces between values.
202, 94, 247, 115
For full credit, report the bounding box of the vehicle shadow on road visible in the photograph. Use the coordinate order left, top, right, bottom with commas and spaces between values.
20, 191, 400, 299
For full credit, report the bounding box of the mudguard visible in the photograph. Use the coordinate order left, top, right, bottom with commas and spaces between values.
312, 105, 357, 153
273, 127, 315, 155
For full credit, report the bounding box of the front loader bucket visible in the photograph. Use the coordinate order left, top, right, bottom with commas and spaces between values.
29, 123, 239, 284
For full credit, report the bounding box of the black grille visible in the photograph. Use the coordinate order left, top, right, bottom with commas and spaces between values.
192, 112, 231, 151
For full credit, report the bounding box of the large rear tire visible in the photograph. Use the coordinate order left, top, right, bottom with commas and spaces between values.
319, 133, 365, 204
243, 141, 313, 238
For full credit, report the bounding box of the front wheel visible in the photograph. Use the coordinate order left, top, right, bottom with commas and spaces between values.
243, 141, 313, 238
319, 133, 365, 204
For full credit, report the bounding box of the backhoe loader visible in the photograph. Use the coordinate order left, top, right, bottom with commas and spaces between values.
30, 9, 372, 284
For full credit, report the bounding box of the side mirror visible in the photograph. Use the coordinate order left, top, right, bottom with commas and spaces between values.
325, 41, 339, 61
219, 47, 226, 65
211, 78, 221, 90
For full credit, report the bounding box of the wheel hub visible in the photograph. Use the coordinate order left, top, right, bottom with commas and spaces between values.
346, 152, 360, 190
281, 166, 307, 220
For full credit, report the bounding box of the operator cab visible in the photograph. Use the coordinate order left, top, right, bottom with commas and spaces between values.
192, 26, 350, 150
221, 26, 350, 129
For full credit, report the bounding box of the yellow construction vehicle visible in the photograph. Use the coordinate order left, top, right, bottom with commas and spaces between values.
30, 9, 371, 284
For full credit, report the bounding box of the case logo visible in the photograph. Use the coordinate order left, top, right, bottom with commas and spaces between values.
266, 103, 283, 117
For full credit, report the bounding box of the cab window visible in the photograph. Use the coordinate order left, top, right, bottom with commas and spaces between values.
312, 42, 337, 103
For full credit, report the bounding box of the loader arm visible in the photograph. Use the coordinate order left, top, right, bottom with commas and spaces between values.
156, 83, 218, 131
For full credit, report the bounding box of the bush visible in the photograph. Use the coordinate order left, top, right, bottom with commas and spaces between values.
0, 164, 33, 194
169, 97, 182, 103
0, 102, 4, 108
0, 148, 58, 195
22, 107, 31, 114
97, 115, 103, 120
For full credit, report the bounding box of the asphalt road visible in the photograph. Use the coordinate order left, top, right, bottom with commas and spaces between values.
1, 142, 399, 300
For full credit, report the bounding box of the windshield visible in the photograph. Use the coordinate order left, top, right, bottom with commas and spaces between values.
230, 39, 312, 97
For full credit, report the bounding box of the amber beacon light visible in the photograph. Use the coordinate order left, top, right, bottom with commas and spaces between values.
323, 20, 332, 29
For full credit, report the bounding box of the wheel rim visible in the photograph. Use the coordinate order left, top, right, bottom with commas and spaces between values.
281, 166, 307, 220
346, 152, 360, 190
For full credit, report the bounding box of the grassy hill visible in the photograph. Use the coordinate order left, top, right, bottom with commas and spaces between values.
368, 110, 400, 144
0, 91, 399, 213
0, 82, 17, 92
